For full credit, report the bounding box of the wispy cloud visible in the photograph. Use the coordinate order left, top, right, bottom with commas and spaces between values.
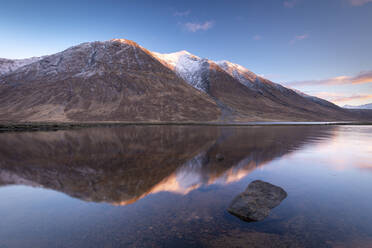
174, 10, 190, 17
184, 21, 214, 32
313, 92, 372, 104
284, 0, 298, 8
352, 70, 372, 84
287, 70, 372, 86
290, 34, 309, 44
288, 76, 351, 86
253, 35, 262, 40
348, 0, 372, 6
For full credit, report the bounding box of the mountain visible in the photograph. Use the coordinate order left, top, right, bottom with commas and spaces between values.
0, 39, 220, 122
344, 103, 372, 109
152, 50, 362, 121
0, 38, 370, 123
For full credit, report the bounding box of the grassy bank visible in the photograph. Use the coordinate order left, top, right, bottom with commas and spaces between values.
0, 121, 372, 133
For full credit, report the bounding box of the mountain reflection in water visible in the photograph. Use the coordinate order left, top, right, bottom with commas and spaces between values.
0, 125, 334, 205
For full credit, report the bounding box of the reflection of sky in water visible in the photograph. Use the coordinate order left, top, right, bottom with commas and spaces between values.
0, 125, 372, 247
128, 125, 372, 199
287, 126, 372, 172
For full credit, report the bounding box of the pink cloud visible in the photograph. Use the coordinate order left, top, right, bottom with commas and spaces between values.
290, 34, 309, 44
352, 70, 372, 84
284, 0, 298, 8
253, 35, 262, 40
313, 92, 372, 104
184, 21, 214, 32
348, 0, 372, 6
286, 70, 372, 86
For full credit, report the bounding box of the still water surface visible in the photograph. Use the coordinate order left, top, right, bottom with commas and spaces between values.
0, 125, 371, 247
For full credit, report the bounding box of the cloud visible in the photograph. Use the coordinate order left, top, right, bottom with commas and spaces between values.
174, 10, 190, 17
352, 70, 372, 84
284, 0, 298, 8
253, 35, 262, 40
348, 0, 372, 6
290, 34, 309, 44
288, 76, 350, 86
184, 21, 214, 32
313, 92, 372, 104
287, 70, 372, 86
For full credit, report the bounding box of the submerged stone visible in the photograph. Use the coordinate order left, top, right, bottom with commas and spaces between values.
227, 180, 287, 222
216, 154, 224, 161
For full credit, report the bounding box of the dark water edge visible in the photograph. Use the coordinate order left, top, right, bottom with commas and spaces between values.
1, 121, 372, 133
0, 125, 372, 247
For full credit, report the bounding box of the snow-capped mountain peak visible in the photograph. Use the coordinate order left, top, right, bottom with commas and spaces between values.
152, 50, 291, 95
151, 50, 210, 93
151, 50, 195, 67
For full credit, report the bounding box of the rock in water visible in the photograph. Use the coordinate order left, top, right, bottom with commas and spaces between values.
227, 180, 287, 222
216, 153, 224, 161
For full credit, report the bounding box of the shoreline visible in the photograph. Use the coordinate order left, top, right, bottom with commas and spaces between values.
1, 121, 372, 133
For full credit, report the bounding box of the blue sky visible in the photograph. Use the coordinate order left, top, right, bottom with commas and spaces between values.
1, 0, 371, 106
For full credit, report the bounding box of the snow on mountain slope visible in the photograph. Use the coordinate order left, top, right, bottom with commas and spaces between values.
0, 57, 42, 75
215, 60, 289, 92
215, 59, 342, 109
151, 50, 343, 113
151, 50, 210, 93
215, 60, 259, 89
153, 50, 291, 96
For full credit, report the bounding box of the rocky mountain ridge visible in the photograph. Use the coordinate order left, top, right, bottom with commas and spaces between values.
0, 38, 370, 122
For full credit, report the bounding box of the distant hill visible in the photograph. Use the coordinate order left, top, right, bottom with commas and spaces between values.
344, 103, 372, 110
0, 38, 371, 122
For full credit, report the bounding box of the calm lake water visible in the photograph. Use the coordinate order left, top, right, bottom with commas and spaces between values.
0, 125, 371, 248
